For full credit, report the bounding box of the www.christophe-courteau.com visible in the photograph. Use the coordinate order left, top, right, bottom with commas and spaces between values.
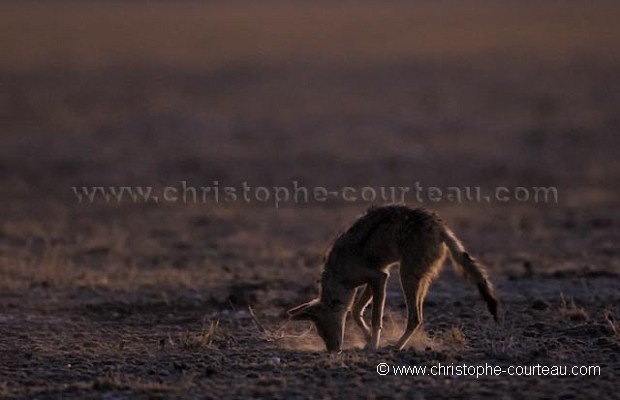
72, 181, 558, 208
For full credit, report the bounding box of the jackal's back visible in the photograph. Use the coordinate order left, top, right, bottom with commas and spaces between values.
326, 206, 445, 269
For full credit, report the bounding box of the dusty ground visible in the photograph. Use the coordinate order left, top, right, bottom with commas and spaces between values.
1, 2, 619, 399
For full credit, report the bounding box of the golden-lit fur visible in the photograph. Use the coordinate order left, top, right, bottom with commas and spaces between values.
288, 205, 499, 352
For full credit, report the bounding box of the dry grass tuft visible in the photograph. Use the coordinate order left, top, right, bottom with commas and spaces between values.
559, 293, 589, 322
163, 320, 236, 351
480, 323, 518, 360
177, 320, 221, 350
438, 326, 468, 351
604, 310, 620, 341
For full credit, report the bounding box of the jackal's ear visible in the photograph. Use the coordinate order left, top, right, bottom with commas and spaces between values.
287, 300, 320, 321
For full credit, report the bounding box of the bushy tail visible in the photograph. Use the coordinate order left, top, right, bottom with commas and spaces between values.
442, 226, 499, 322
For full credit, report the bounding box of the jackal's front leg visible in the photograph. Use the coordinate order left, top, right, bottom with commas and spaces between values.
352, 285, 373, 344
369, 272, 388, 350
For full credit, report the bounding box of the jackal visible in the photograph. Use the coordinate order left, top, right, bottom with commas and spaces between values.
287, 205, 499, 352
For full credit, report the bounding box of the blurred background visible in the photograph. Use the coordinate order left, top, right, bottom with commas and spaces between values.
2, 0, 620, 296
2, 1, 619, 197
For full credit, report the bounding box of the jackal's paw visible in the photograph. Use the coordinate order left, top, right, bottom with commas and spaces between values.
359, 341, 380, 352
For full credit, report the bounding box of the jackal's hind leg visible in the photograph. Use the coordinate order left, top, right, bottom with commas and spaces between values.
397, 247, 446, 350
396, 272, 425, 350
352, 285, 372, 344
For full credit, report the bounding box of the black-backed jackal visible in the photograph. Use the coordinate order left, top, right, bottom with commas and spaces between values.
288, 205, 499, 352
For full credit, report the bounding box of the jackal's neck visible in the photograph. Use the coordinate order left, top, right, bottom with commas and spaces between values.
319, 269, 356, 310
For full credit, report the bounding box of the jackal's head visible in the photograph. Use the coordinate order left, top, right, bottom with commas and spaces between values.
287, 299, 347, 352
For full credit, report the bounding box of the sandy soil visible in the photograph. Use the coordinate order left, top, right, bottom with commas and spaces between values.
1, 2, 619, 399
